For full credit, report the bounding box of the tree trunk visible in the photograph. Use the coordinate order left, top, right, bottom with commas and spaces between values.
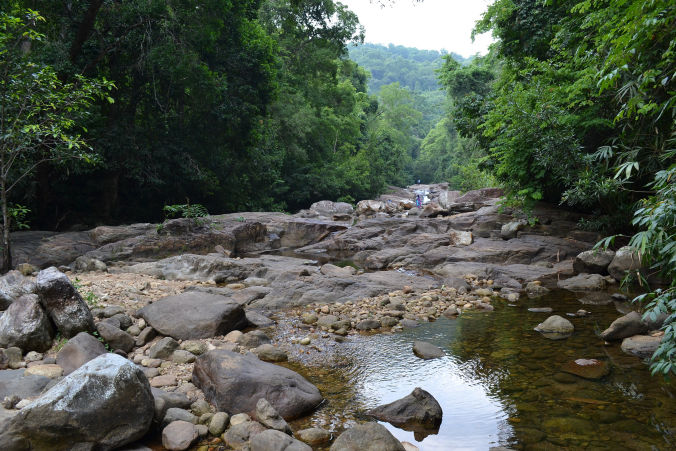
1, 173, 11, 273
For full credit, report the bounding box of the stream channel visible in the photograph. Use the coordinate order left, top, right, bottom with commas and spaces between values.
272, 290, 675, 450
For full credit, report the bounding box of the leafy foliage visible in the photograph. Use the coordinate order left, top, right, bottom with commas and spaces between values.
467, 0, 675, 375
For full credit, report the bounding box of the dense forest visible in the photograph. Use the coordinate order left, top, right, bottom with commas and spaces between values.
1, 0, 674, 372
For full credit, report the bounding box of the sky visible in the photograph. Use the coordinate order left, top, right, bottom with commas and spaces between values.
339, 0, 495, 57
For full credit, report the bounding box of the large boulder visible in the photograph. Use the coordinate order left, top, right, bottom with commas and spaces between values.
600, 311, 648, 341
608, 246, 643, 281
330, 423, 406, 451
500, 220, 527, 240
250, 429, 312, 451
56, 331, 107, 375
192, 350, 322, 420
0, 354, 154, 451
35, 267, 95, 338
367, 387, 443, 430
557, 273, 607, 291
573, 250, 615, 275
0, 294, 54, 352
138, 292, 248, 340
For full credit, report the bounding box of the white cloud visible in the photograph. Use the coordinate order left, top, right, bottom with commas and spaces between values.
340, 0, 494, 57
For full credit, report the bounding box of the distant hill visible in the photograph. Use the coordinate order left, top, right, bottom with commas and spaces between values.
348, 43, 472, 93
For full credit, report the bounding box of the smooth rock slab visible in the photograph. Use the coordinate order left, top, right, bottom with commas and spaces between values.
0, 353, 154, 450
412, 341, 445, 359
192, 350, 322, 420
250, 429, 312, 451
367, 387, 443, 430
56, 331, 107, 375
330, 423, 406, 451
35, 267, 95, 338
138, 292, 248, 340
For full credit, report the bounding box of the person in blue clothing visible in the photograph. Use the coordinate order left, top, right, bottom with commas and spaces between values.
415, 194, 422, 208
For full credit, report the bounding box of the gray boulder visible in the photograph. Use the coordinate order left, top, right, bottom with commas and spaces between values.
0, 354, 154, 450
138, 292, 248, 340
557, 273, 607, 291
192, 350, 322, 420
0, 294, 54, 352
621, 335, 662, 359
608, 246, 642, 281
310, 201, 353, 218
149, 337, 180, 359
367, 387, 443, 430
330, 423, 405, 451
600, 311, 648, 341
250, 429, 312, 451
573, 250, 615, 275
56, 331, 107, 375
96, 321, 135, 353
534, 315, 574, 338
35, 267, 95, 338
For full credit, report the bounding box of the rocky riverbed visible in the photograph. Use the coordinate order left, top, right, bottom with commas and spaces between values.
0, 184, 672, 450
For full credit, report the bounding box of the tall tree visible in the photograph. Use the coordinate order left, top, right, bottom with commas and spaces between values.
0, 6, 111, 271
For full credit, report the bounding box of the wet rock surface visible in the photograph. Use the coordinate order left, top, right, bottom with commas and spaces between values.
367, 387, 443, 430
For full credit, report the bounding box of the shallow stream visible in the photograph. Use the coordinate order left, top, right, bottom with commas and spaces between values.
279, 291, 676, 450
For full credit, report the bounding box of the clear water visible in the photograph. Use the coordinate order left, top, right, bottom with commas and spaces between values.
280, 290, 676, 450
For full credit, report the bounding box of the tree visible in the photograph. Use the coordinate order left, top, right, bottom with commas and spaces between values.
0, 7, 112, 271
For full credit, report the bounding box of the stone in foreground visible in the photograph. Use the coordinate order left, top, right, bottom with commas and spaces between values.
192, 350, 322, 420
330, 423, 406, 451
412, 341, 445, 360
250, 429, 312, 451
35, 267, 95, 338
138, 292, 248, 340
367, 387, 442, 430
0, 353, 154, 450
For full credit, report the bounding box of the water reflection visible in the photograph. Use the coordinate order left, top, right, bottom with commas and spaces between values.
283, 290, 676, 450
